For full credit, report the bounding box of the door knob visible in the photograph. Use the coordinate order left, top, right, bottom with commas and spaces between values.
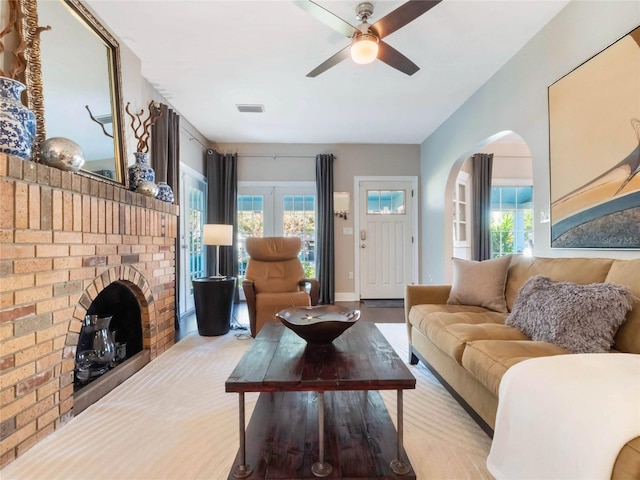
361, 244, 366, 248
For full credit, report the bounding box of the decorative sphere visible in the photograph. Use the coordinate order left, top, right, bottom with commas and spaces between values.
40, 137, 85, 172
137, 180, 159, 197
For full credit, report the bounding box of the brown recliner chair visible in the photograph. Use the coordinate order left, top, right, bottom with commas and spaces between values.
242, 237, 320, 337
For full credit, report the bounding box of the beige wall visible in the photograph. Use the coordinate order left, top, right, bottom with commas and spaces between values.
215, 142, 420, 297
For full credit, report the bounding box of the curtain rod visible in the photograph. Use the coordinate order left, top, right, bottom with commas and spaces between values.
238, 154, 319, 159
180, 126, 208, 150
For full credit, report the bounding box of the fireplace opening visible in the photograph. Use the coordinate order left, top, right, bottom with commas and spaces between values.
74, 281, 144, 392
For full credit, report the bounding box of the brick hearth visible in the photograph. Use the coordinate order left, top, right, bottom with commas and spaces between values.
0, 153, 178, 466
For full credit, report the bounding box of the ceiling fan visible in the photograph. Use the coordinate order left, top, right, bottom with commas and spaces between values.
294, 0, 441, 77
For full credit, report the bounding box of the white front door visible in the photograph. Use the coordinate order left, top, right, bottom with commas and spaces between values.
179, 166, 207, 317
357, 178, 417, 299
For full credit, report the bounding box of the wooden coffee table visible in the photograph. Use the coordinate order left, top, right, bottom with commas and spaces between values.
225, 321, 416, 479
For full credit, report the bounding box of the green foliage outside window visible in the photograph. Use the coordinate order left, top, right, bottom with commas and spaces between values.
490, 186, 534, 258
491, 212, 514, 257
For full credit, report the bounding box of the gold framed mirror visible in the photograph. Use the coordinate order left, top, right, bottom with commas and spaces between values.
19, 0, 127, 184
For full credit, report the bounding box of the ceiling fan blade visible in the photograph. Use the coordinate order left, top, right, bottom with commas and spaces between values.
377, 41, 420, 76
370, 0, 441, 39
293, 0, 359, 38
306, 45, 351, 77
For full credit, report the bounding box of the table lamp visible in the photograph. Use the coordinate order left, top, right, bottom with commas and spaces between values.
203, 224, 233, 278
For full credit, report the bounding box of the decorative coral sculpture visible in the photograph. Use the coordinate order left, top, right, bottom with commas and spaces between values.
125, 101, 162, 153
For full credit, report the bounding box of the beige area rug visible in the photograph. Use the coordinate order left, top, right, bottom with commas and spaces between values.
1, 324, 492, 480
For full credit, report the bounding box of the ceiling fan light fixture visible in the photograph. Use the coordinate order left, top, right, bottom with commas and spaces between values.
350, 33, 379, 64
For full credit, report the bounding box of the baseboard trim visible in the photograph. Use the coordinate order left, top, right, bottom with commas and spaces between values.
335, 292, 359, 302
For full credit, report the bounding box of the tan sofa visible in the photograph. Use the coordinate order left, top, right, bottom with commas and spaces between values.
405, 256, 640, 479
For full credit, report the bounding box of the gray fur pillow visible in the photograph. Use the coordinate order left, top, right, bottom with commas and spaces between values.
505, 275, 633, 353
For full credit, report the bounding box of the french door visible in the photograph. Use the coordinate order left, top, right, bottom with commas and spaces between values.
237, 182, 316, 297
178, 166, 207, 317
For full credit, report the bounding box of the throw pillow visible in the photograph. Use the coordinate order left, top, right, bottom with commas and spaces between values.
446, 255, 512, 313
505, 275, 634, 353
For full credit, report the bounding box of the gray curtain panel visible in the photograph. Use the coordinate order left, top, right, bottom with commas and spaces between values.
472, 153, 494, 261
315, 153, 335, 304
150, 103, 180, 204
205, 150, 238, 287
150, 103, 180, 325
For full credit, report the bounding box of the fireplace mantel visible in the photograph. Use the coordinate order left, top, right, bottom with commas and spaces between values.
0, 153, 179, 467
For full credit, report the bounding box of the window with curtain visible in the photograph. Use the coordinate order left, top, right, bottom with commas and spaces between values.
490, 186, 534, 257
236, 186, 316, 287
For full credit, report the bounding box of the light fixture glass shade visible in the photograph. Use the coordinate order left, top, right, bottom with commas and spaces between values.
203, 224, 233, 246
351, 33, 379, 64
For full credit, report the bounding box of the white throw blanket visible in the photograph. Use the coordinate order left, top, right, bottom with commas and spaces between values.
487, 353, 640, 480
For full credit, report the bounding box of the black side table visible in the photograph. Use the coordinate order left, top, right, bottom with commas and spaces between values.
192, 277, 236, 336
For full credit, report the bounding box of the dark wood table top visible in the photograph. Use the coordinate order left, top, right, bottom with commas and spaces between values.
225, 321, 416, 393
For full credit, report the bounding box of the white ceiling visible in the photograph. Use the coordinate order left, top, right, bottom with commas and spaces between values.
85, 0, 570, 145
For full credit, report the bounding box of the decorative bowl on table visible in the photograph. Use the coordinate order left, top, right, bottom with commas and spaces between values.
275, 305, 360, 345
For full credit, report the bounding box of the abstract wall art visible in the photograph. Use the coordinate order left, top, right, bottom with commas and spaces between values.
549, 26, 640, 249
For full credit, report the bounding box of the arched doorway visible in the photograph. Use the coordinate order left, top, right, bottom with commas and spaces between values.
446, 131, 533, 268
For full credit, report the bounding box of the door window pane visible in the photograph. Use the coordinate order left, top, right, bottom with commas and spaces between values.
367, 190, 405, 214
188, 186, 206, 292
283, 194, 315, 278
237, 195, 265, 282
453, 176, 469, 246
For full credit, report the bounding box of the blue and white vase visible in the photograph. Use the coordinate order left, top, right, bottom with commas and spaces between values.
156, 182, 174, 203
128, 152, 155, 191
0, 77, 36, 160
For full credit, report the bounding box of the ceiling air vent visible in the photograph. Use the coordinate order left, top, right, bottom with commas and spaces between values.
236, 104, 264, 113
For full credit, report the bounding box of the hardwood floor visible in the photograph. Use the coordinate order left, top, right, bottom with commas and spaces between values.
175, 300, 405, 342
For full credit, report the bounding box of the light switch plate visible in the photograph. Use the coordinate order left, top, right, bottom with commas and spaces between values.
343, 227, 353, 235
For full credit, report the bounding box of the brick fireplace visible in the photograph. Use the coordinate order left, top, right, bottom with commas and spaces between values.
0, 153, 178, 467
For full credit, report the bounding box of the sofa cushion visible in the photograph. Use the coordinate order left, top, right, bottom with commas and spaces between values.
447, 256, 512, 312
408, 304, 491, 332
607, 259, 640, 354
428, 323, 528, 364
461, 340, 570, 395
505, 256, 615, 311
427, 310, 508, 326
506, 275, 633, 353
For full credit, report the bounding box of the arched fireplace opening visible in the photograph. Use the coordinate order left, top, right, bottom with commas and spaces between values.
74, 281, 144, 391
87, 281, 143, 364
73, 280, 151, 414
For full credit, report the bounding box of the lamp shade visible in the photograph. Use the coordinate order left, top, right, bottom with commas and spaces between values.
351, 33, 379, 64
203, 224, 233, 246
